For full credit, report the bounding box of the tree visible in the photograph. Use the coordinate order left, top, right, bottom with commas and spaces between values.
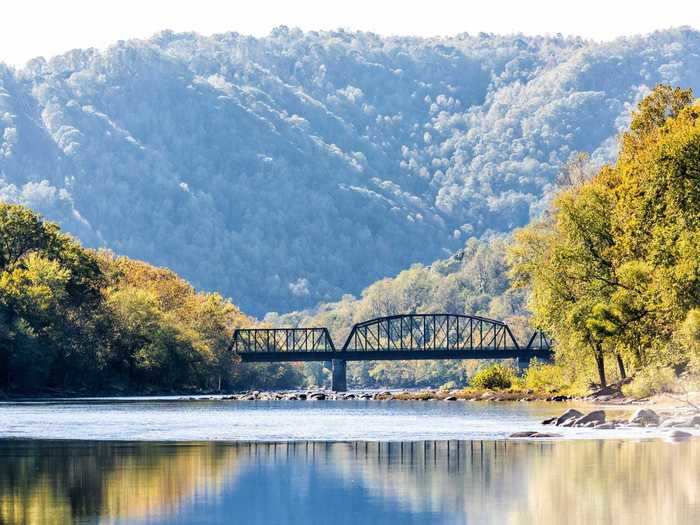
509, 85, 700, 386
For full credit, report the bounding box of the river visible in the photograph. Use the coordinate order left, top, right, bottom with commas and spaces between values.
0, 398, 698, 524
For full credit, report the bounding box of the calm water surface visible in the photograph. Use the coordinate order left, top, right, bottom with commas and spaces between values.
0, 400, 698, 524
0, 398, 687, 441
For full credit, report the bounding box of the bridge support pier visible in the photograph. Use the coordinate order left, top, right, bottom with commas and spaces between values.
332, 359, 347, 392
517, 356, 532, 374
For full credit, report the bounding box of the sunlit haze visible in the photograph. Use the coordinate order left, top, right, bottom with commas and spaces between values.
1, 0, 699, 66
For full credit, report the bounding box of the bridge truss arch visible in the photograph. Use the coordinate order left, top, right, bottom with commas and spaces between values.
340, 313, 521, 353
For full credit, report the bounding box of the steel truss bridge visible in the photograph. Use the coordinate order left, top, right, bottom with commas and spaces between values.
229, 313, 552, 391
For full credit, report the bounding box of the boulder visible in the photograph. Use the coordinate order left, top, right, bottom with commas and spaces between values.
510, 431, 562, 438
662, 418, 686, 428
549, 395, 570, 402
574, 410, 606, 427
661, 415, 700, 428
589, 385, 622, 398
444, 396, 457, 401
629, 408, 660, 426
510, 431, 538, 437
678, 415, 700, 427
554, 409, 584, 426
667, 430, 694, 442
542, 417, 558, 425
308, 393, 326, 400
560, 417, 579, 427
594, 422, 617, 429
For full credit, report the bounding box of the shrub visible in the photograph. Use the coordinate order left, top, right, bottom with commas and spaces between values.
622, 366, 677, 399
469, 363, 516, 390
440, 381, 457, 391
523, 361, 569, 393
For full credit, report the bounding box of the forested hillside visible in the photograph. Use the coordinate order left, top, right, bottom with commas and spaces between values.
0, 203, 301, 394
1, 28, 700, 315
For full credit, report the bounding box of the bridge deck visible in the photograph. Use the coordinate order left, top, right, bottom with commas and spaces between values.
237, 348, 552, 363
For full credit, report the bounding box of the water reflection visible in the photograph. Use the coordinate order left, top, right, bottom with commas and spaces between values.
0, 439, 697, 524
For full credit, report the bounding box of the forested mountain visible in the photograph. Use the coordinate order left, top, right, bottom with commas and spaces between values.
1, 27, 700, 315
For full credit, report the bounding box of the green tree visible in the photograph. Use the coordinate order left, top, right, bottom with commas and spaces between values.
510, 85, 700, 387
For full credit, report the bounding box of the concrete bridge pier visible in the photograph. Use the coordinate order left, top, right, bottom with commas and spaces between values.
332, 359, 347, 392
517, 356, 532, 374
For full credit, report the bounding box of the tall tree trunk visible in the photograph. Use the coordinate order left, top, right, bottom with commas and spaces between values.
615, 353, 627, 380
593, 343, 607, 387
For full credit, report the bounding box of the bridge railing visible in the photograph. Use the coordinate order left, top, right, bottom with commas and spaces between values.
341, 313, 521, 352
230, 327, 336, 353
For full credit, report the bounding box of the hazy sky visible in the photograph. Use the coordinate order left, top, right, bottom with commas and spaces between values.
1, 0, 698, 66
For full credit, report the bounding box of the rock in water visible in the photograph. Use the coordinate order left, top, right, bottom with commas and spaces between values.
510, 431, 563, 438
662, 415, 700, 428
574, 410, 606, 427
629, 408, 660, 426
667, 430, 693, 442
554, 409, 584, 426
560, 417, 579, 427
594, 422, 616, 429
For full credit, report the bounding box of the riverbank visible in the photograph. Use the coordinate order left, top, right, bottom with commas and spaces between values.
201, 386, 697, 410
6, 385, 698, 407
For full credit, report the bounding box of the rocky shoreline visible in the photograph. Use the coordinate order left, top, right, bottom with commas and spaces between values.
509, 407, 700, 441
213, 386, 639, 403
217, 388, 700, 442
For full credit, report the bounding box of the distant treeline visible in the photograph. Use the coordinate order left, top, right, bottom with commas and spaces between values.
0, 204, 302, 394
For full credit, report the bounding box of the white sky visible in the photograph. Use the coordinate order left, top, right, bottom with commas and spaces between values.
1, 0, 698, 66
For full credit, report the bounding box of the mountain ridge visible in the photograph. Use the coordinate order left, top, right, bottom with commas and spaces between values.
1, 27, 699, 315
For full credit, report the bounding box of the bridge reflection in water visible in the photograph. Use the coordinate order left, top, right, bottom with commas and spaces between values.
1, 439, 698, 525
230, 313, 552, 390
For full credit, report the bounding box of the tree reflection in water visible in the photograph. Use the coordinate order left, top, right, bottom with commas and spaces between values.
0, 439, 697, 524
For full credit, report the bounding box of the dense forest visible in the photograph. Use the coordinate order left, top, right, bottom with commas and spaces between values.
0, 203, 301, 394
2, 28, 700, 315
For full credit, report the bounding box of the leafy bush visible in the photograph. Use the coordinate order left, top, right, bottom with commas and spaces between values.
469, 363, 516, 390
622, 367, 677, 399
440, 381, 458, 391
523, 361, 569, 393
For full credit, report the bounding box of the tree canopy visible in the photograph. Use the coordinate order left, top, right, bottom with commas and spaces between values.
0, 203, 302, 394
509, 85, 700, 387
